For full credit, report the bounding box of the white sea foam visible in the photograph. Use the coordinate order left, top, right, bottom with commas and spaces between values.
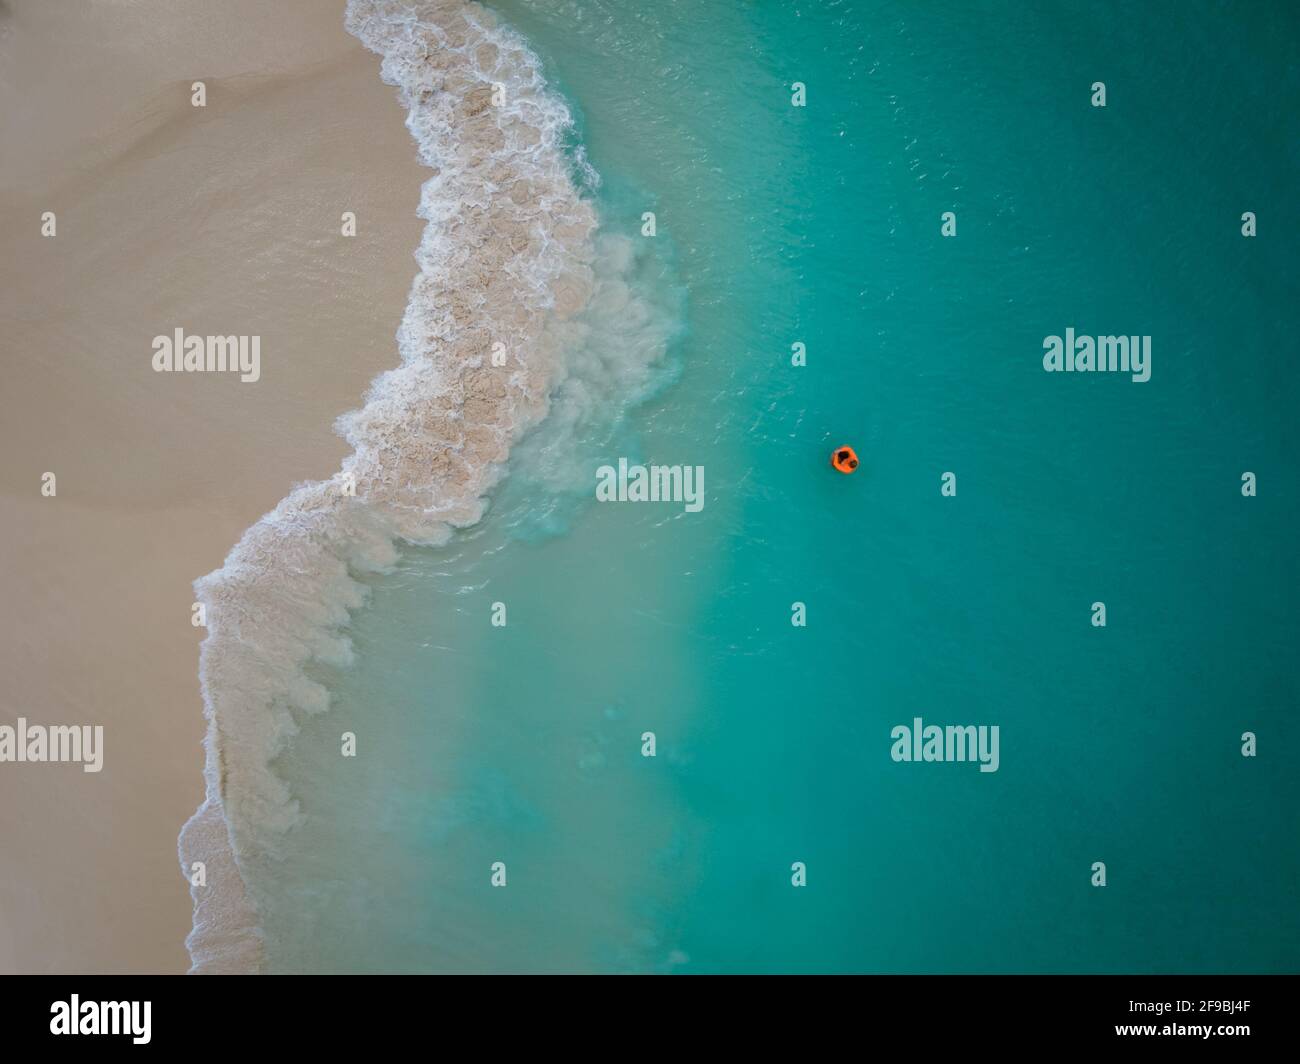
178, 0, 668, 973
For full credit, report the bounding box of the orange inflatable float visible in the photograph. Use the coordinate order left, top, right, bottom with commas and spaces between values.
830, 446, 859, 474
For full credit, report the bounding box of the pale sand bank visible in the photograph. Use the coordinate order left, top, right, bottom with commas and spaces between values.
0, 0, 427, 972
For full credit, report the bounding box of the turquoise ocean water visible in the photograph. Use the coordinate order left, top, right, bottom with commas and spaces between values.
249, 0, 1299, 972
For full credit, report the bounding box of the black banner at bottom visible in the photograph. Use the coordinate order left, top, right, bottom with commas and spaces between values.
0, 974, 1288, 1052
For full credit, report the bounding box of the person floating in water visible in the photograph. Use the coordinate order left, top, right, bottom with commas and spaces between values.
831, 446, 859, 474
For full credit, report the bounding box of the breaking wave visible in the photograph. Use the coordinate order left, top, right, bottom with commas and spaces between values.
178, 0, 673, 973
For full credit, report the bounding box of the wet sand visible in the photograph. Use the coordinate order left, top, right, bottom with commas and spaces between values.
0, 0, 427, 972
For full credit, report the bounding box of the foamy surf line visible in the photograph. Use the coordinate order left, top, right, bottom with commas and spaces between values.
177, 0, 603, 974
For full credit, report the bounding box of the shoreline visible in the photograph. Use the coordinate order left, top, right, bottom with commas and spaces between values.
180, 0, 602, 972
0, 0, 428, 973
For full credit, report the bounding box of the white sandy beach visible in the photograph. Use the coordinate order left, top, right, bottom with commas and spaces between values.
0, 0, 428, 972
